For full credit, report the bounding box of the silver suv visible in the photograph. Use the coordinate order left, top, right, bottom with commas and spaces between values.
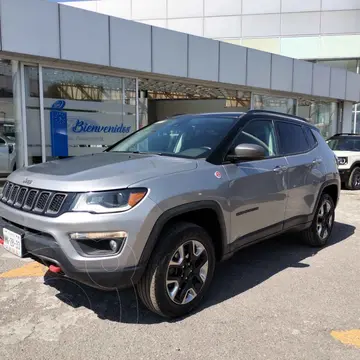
0, 110, 340, 318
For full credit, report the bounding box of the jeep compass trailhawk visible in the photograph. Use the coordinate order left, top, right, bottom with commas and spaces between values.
0, 110, 340, 318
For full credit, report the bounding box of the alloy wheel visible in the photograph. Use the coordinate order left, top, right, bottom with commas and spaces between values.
166, 240, 209, 305
316, 199, 334, 240
353, 172, 360, 188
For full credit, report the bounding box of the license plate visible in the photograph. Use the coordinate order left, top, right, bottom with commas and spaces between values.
3, 228, 23, 257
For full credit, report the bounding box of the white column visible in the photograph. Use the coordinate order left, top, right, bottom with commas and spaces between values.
135, 78, 139, 130
39, 65, 46, 163
11, 60, 25, 169
342, 101, 353, 133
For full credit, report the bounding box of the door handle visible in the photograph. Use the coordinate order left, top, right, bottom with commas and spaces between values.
312, 158, 322, 165
273, 165, 287, 173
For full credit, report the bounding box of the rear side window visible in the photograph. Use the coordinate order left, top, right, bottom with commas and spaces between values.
303, 126, 318, 149
276, 122, 309, 155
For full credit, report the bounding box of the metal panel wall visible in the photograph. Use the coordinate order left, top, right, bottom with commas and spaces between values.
330, 67, 347, 99
59, 4, 109, 65
293, 60, 313, 95
151, 27, 188, 77
110, 17, 151, 72
346, 71, 360, 102
0, 0, 360, 102
312, 64, 331, 97
219, 42, 246, 85
188, 36, 219, 82
246, 49, 271, 89
242, 0, 281, 14
167, 0, 204, 18
0, 0, 60, 57
271, 55, 293, 92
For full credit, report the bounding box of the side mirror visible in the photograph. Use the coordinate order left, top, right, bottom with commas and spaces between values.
227, 143, 266, 162
8, 144, 14, 154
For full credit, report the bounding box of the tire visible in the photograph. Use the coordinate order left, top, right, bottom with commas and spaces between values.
346, 167, 360, 190
136, 222, 216, 318
300, 193, 335, 247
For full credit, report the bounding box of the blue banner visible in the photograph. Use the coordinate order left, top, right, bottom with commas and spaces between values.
50, 100, 68, 157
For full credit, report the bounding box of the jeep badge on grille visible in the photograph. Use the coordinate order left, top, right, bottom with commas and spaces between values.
23, 178, 32, 185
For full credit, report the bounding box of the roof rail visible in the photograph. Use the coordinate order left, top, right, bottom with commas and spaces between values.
246, 109, 309, 122
332, 133, 359, 136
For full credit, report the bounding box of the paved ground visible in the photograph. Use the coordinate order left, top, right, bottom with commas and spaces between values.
0, 191, 359, 360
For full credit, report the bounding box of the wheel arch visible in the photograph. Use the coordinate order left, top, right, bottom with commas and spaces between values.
138, 201, 228, 267
349, 161, 360, 173
315, 179, 339, 212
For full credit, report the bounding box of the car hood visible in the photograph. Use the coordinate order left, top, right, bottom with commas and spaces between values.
333, 150, 359, 157
8, 153, 198, 192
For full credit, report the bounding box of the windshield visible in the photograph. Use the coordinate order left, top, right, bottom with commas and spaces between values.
108, 115, 239, 158
327, 137, 360, 151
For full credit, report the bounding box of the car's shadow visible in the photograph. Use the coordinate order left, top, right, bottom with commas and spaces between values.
44, 221, 355, 324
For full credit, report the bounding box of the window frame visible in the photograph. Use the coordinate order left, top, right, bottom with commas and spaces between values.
223, 117, 282, 163
303, 125, 319, 151
274, 120, 315, 156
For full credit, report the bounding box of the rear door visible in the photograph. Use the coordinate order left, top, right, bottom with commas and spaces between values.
275, 121, 323, 228
223, 118, 288, 247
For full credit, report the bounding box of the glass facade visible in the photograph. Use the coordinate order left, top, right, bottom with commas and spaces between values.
0, 59, 346, 177
0, 60, 17, 176
20, 66, 137, 165
315, 59, 360, 133
252, 94, 296, 115
298, 100, 338, 138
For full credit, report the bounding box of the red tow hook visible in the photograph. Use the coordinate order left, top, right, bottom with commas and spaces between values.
49, 265, 62, 273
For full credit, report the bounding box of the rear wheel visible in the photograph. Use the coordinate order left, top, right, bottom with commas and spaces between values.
137, 222, 216, 318
346, 167, 360, 190
300, 193, 335, 247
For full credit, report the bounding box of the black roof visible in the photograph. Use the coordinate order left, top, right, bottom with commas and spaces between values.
329, 133, 360, 138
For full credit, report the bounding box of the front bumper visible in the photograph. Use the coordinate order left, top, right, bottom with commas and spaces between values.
338, 168, 351, 183
0, 196, 162, 290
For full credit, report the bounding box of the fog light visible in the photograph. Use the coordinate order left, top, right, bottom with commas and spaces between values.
109, 239, 118, 252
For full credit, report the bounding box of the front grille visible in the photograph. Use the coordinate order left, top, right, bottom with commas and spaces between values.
34, 192, 50, 212
0, 181, 69, 216
8, 185, 20, 204
47, 194, 66, 214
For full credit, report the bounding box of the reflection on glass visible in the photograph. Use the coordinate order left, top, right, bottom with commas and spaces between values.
109, 115, 238, 159
38, 68, 137, 162
24, 66, 41, 166
297, 100, 338, 138
0, 60, 17, 175
252, 94, 296, 115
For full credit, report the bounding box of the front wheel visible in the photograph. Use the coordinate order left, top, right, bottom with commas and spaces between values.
300, 193, 335, 247
137, 222, 216, 318
346, 167, 360, 190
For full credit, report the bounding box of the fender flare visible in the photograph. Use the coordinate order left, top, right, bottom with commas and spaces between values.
138, 200, 228, 267
312, 178, 340, 216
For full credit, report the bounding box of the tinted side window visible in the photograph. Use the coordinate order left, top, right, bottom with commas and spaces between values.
303, 126, 317, 148
276, 122, 309, 155
232, 119, 278, 157
0, 138, 5, 145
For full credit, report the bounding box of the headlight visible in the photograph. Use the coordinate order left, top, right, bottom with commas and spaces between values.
71, 188, 147, 213
337, 157, 348, 165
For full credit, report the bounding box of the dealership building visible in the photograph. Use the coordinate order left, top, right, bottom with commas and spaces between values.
0, 0, 360, 175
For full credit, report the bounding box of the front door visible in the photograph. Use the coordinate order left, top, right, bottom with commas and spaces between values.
223, 119, 288, 247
